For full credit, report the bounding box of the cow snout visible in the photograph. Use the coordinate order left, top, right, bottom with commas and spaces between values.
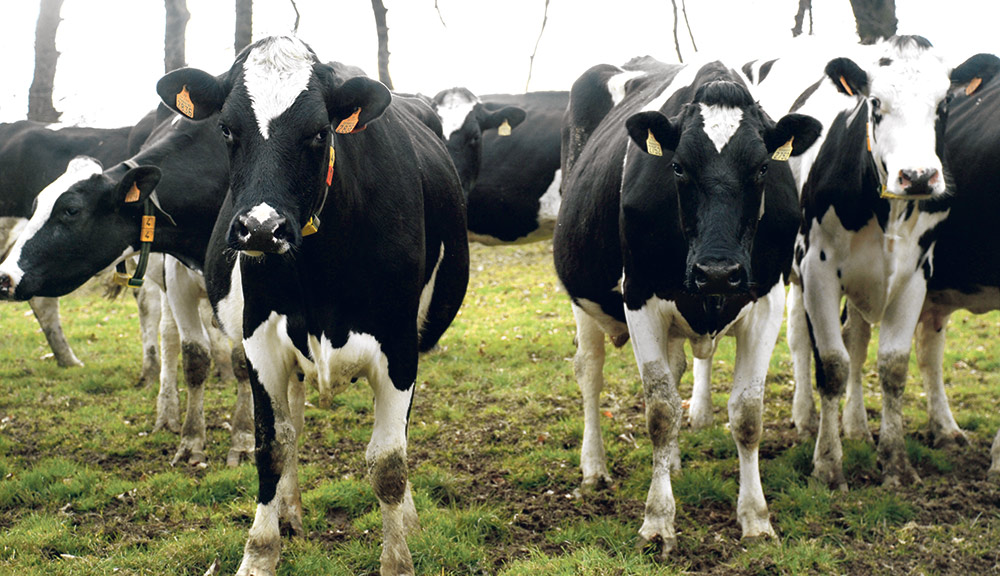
228, 211, 296, 255
897, 168, 939, 197
0, 273, 14, 300
691, 260, 747, 295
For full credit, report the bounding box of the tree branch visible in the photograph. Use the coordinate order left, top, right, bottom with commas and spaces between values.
525, 0, 550, 92
671, 0, 682, 63
681, 0, 697, 52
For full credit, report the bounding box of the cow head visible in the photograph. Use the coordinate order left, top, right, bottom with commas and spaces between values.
156, 36, 395, 257
827, 35, 1000, 200
626, 80, 820, 297
0, 157, 161, 300
431, 87, 526, 194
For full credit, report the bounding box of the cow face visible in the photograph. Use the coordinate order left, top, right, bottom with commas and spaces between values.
827, 36, 1000, 200
0, 157, 160, 300
627, 81, 820, 296
431, 87, 525, 194
156, 36, 391, 256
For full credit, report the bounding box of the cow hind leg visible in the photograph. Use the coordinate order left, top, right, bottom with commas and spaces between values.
134, 282, 162, 388
153, 299, 181, 434
989, 427, 1000, 481
688, 355, 714, 430
572, 305, 612, 493
916, 315, 966, 448
227, 345, 255, 467
30, 297, 83, 367
787, 282, 818, 439
842, 304, 874, 443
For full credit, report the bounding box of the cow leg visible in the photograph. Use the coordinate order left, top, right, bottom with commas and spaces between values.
625, 305, 680, 560
202, 298, 236, 383
227, 345, 255, 467
729, 282, 782, 541
368, 370, 417, 575
134, 282, 162, 388
29, 296, 83, 367
876, 277, 925, 487
236, 315, 299, 576
572, 304, 612, 492
153, 299, 182, 433
688, 354, 714, 430
989, 427, 1000, 480
915, 314, 966, 448
842, 304, 874, 443
786, 281, 818, 439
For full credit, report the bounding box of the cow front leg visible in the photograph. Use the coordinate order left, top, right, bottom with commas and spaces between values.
786, 281, 818, 438
915, 314, 966, 448
688, 354, 714, 430
368, 374, 417, 575
842, 304, 874, 443
227, 345, 255, 467
134, 281, 162, 388
572, 305, 612, 492
153, 296, 181, 434
30, 296, 83, 367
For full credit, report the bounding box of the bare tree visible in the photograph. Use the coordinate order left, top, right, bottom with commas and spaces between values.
164, 0, 190, 72
235, 0, 252, 54
848, 0, 896, 44
28, 0, 65, 123
525, 0, 550, 91
792, 0, 813, 37
670, 0, 683, 62
435, 0, 447, 28
371, 0, 393, 89
681, 0, 697, 53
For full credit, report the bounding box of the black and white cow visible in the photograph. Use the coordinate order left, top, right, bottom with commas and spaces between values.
0, 117, 154, 368
432, 88, 568, 244
554, 58, 820, 557
782, 36, 1000, 489
154, 36, 469, 575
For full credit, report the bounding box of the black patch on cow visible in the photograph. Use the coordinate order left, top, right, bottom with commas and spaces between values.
878, 57, 893, 67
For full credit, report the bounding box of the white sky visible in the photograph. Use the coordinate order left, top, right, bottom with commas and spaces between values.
1, 1, 998, 127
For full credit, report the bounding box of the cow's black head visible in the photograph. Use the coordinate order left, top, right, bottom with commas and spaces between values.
626, 80, 820, 297
431, 87, 525, 195
0, 157, 161, 299
156, 36, 396, 256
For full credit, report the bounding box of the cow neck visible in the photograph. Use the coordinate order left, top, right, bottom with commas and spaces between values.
301, 133, 334, 237
113, 159, 175, 288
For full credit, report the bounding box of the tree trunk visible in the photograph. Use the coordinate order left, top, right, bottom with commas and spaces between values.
235, 0, 252, 54
848, 0, 896, 44
370, 0, 393, 89
28, 0, 64, 123
164, 0, 190, 73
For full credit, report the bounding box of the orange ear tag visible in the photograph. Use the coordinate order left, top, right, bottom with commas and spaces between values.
176, 86, 195, 118
498, 119, 512, 136
326, 146, 335, 186
966, 76, 982, 96
646, 129, 663, 157
125, 183, 141, 203
838, 75, 854, 96
867, 121, 872, 152
771, 137, 793, 161
140, 215, 156, 243
335, 108, 361, 134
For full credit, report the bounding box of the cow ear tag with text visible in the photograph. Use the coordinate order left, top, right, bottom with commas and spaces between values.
772, 137, 794, 161
966, 76, 983, 96
302, 215, 320, 236
336, 108, 362, 134
646, 129, 663, 156
326, 146, 335, 186
498, 119, 512, 136
125, 183, 141, 203
176, 86, 195, 118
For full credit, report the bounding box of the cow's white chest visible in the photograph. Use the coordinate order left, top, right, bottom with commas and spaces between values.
308, 331, 388, 392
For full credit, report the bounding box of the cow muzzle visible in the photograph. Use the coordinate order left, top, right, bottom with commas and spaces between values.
0, 272, 17, 300
888, 167, 941, 200
228, 208, 296, 256
689, 259, 748, 295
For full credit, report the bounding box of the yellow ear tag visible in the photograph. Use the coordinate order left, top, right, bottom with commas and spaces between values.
498, 119, 512, 136
140, 215, 156, 243
838, 76, 854, 96
176, 86, 195, 118
966, 76, 982, 96
302, 215, 320, 236
336, 108, 361, 134
326, 146, 335, 186
772, 137, 794, 161
125, 183, 141, 203
646, 129, 663, 157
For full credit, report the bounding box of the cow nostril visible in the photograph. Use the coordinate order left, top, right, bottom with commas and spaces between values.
272, 218, 293, 243
234, 217, 251, 240
0, 274, 11, 297
727, 266, 743, 287
693, 265, 709, 289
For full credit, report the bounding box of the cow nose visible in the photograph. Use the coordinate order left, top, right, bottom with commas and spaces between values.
898, 168, 938, 196
691, 261, 746, 294
228, 212, 295, 254
0, 273, 13, 299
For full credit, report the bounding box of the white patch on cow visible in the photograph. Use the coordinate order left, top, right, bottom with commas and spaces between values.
575, 297, 629, 341
0, 157, 102, 288
243, 36, 314, 140
699, 104, 743, 153
308, 331, 388, 396
417, 243, 444, 336
640, 63, 699, 113
435, 90, 479, 141
607, 69, 645, 106
247, 202, 280, 225
215, 258, 244, 341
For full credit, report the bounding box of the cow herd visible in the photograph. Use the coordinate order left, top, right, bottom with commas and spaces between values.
0, 34, 998, 575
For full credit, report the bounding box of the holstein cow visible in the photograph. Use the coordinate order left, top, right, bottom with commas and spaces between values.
0, 117, 154, 368
554, 59, 820, 557
432, 88, 568, 244
0, 110, 247, 467
154, 36, 469, 575
783, 36, 1000, 488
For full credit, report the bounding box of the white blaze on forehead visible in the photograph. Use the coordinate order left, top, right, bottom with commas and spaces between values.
243, 37, 315, 140
247, 202, 280, 225
607, 69, 644, 106
699, 104, 743, 153
436, 90, 479, 141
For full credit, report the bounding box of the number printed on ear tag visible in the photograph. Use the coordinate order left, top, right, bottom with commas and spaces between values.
176, 86, 195, 118
498, 119, 511, 136
772, 137, 794, 161
646, 129, 662, 157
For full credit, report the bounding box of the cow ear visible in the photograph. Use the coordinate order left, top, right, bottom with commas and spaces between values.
765, 113, 822, 157
326, 76, 392, 133
156, 68, 227, 121
115, 166, 161, 209
951, 53, 1000, 95
626, 111, 679, 156
479, 105, 526, 132
825, 57, 869, 97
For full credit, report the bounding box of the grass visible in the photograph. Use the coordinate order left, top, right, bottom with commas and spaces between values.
0, 240, 998, 575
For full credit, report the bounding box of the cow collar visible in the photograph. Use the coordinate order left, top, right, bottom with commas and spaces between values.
113, 160, 175, 288
302, 137, 335, 237
863, 101, 890, 198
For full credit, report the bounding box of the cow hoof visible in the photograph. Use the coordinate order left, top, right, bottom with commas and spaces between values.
930, 428, 968, 449
152, 417, 182, 435
687, 408, 714, 430
811, 465, 847, 492
171, 443, 207, 467
637, 533, 676, 562
987, 467, 1000, 482
56, 356, 84, 368
226, 447, 253, 468
573, 474, 612, 498
882, 467, 921, 488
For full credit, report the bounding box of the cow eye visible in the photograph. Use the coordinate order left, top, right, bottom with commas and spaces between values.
219, 123, 233, 142
869, 97, 882, 112
63, 206, 79, 218
671, 162, 685, 177
758, 164, 768, 178
313, 128, 329, 144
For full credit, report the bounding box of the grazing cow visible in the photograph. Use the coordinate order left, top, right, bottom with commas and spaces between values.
154, 36, 469, 575
0, 109, 249, 467
783, 36, 1000, 489
0, 117, 154, 368
432, 88, 568, 244
554, 58, 820, 557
